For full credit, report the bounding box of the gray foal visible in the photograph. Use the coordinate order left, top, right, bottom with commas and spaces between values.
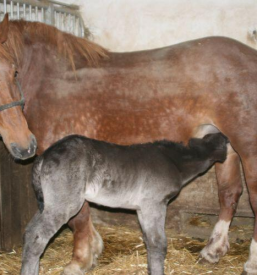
21, 133, 228, 275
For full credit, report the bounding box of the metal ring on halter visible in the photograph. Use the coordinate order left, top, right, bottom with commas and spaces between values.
0, 77, 25, 112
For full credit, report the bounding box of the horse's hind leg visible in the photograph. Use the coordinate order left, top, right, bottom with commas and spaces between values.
200, 146, 243, 263
21, 210, 71, 275
63, 202, 103, 275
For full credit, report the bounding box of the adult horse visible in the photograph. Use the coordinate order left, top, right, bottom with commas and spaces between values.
0, 14, 256, 274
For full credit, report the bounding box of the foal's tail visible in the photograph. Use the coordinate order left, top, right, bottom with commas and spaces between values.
32, 156, 44, 213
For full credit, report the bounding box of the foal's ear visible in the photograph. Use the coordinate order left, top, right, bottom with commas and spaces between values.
0, 14, 9, 44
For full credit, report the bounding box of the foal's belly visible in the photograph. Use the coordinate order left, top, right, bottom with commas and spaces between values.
84, 178, 143, 210
85, 190, 141, 210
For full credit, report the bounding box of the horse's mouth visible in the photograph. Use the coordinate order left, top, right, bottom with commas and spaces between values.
10, 135, 37, 160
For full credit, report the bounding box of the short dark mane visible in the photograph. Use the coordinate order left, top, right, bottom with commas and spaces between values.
0, 20, 108, 69
153, 139, 206, 161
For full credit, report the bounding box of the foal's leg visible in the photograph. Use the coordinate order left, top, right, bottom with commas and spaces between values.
200, 146, 243, 263
137, 203, 167, 275
63, 202, 103, 275
21, 209, 74, 275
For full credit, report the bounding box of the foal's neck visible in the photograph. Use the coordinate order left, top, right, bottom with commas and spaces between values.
161, 143, 212, 186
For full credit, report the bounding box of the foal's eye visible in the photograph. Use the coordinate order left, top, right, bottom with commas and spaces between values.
14, 71, 18, 78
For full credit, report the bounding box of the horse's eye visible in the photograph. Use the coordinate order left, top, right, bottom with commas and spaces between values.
14, 71, 18, 77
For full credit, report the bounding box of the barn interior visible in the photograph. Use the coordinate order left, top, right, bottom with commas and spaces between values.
1, 0, 257, 274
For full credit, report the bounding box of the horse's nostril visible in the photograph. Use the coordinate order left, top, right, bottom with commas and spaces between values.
10, 143, 22, 158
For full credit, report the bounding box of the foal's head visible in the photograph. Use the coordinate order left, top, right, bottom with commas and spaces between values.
189, 133, 228, 163
0, 14, 36, 159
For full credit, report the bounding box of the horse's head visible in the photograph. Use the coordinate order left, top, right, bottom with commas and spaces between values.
0, 14, 37, 160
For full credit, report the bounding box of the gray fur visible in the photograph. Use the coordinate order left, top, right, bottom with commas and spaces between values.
21, 133, 228, 275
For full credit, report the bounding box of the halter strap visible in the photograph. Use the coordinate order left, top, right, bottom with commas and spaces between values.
0, 77, 25, 112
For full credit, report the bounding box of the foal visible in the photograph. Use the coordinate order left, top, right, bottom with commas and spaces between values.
21, 133, 228, 275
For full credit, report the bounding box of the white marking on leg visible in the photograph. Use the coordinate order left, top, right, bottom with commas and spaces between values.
200, 220, 230, 263
244, 239, 257, 274
92, 226, 104, 266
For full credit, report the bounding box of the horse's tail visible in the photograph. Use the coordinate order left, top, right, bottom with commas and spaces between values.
32, 156, 44, 213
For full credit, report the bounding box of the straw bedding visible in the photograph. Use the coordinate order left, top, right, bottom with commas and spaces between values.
0, 222, 250, 275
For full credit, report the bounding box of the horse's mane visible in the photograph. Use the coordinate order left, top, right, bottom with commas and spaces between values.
0, 20, 108, 69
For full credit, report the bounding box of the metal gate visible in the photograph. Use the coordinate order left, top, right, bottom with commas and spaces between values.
0, 0, 87, 37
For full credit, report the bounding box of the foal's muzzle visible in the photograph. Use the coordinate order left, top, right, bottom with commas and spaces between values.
10, 134, 37, 160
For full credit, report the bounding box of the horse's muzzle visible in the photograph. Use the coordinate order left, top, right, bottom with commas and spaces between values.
10, 135, 37, 160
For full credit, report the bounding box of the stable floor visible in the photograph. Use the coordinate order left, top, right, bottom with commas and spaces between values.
0, 224, 249, 274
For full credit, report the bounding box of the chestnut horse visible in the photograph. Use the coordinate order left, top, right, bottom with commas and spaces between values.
0, 14, 256, 274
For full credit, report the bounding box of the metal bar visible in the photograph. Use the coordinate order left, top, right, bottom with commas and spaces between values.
76, 16, 79, 36
63, 13, 66, 31
35, 6, 38, 20
62, 13, 65, 31
41, 7, 44, 22
17, 2, 19, 19
68, 13, 71, 33
10, 1, 13, 18
54, 10, 57, 27
80, 18, 84, 37
4, 0, 7, 14
23, 3, 25, 19
29, 4, 32, 20
72, 15, 75, 34
55, 11, 58, 28
59, 12, 61, 30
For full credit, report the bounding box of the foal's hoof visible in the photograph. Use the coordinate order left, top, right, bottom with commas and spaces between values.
62, 263, 84, 275
198, 256, 213, 265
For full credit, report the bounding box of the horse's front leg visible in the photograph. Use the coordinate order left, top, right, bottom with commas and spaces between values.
63, 202, 103, 275
241, 153, 257, 275
137, 203, 167, 275
200, 146, 243, 263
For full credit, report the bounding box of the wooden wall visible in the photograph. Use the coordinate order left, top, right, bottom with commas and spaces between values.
0, 142, 37, 251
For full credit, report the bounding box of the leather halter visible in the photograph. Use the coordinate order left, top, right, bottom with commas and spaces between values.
0, 77, 25, 112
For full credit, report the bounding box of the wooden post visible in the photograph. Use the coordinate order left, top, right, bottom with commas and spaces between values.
0, 141, 37, 251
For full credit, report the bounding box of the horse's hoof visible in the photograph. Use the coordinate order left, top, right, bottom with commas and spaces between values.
241, 272, 248, 275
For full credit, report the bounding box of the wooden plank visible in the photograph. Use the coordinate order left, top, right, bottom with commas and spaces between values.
9, 153, 22, 248
0, 141, 37, 251
0, 141, 13, 250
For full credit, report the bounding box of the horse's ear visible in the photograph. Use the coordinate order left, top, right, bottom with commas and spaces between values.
0, 14, 9, 44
